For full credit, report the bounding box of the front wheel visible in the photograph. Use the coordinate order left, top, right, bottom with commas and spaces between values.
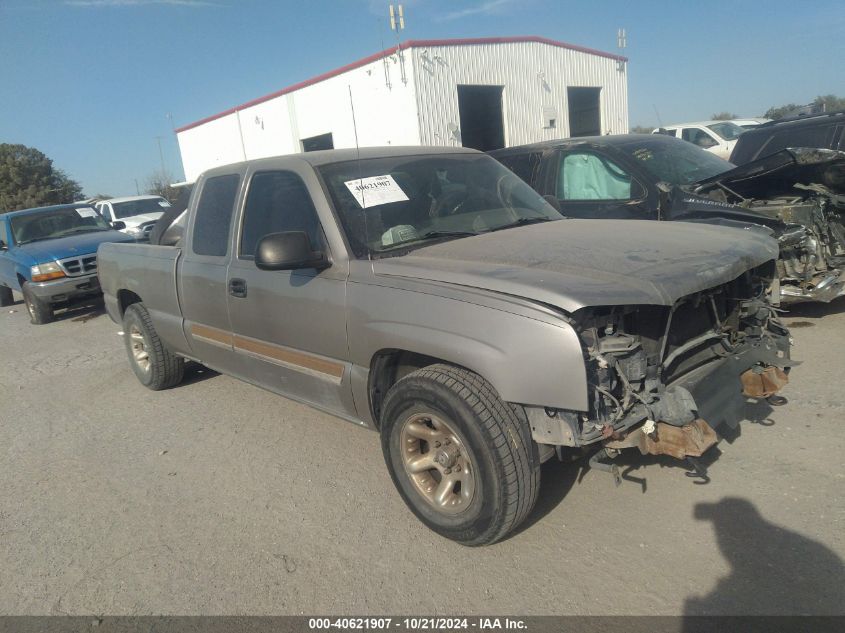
380, 364, 541, 546
22, 283, 53, 324
122, 303, 184, 390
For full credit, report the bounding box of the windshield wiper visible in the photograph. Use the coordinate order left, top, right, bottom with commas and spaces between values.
420, 230, 478, 239
489, 217, 552, 232
60, 227, 110, 235
375, 229, 479, 253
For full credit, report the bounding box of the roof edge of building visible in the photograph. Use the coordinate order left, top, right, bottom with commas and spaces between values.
174, 36, 627, 134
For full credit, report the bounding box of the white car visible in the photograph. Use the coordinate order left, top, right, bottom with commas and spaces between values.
96, 195, 171, 241
652, 120, 746, 160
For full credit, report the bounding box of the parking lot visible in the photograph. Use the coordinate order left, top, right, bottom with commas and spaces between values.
1, 292, 843, 616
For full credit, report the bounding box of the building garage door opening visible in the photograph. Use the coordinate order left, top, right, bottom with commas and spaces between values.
301, 133, 334, 152
567, 87, 601, 137
457, 85, 505, 152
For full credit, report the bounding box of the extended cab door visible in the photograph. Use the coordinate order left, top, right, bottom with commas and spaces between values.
549, 149, 653, 219
225, 166, 354, 418
179, 171, 244, 376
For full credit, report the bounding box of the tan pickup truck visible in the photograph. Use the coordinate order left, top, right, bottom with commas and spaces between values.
98, 147, 792, 545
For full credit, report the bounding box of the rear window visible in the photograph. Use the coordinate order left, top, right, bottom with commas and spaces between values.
112, 197, 170, 219
191, 174, 240, 256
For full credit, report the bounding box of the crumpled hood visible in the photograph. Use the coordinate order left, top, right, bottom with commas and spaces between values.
17, 231, 134, 264
120, 212, 164, 229
693, 147, 845, 198
373, 219, 778, 313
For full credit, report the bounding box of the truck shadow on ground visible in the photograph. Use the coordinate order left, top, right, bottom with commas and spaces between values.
512, 400, 782, 537
782, 295, 845, 319
55, 300, 106, 324
683, 497, 845, 616
181, 361, 220, 386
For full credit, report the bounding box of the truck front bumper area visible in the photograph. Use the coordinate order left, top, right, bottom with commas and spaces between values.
27, 273, 101, 304
604, 332, 792, 461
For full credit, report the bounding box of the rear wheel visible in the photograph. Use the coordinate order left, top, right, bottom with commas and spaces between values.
122, 303, 184, 390
380, 364, 541, 546
22, 283, 53, 325
0, 285, 13, 307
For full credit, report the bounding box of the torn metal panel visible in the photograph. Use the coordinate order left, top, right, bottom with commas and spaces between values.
741, 366, 789, 399
605, 419, 719, 460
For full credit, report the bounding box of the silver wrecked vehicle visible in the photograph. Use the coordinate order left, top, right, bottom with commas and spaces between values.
97, 147, 792, 545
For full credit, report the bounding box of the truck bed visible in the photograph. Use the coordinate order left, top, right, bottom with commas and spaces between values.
97, 242, 188, 353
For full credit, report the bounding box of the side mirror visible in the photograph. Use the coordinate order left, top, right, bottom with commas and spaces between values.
111, 221, 126, 230
255, 231, 329, 271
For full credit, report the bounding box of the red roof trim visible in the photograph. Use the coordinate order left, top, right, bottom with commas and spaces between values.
175, 36, 627, 133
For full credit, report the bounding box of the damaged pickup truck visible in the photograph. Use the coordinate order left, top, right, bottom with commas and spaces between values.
98, 147, 792, 545
492, 135, 845, 303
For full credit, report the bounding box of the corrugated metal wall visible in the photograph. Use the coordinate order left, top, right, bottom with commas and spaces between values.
177, 55, 420, 182
412, 41, 627, 147
177, 40, 628, 180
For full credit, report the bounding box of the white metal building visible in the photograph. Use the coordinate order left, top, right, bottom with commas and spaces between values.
176, 36, 629, 181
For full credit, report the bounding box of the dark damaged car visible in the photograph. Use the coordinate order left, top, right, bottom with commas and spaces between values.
492, 134, 845, 303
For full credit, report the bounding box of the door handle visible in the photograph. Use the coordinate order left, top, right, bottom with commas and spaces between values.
229, 278, 247, 298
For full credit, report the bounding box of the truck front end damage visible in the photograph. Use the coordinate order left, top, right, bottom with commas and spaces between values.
527, 262, 792, 476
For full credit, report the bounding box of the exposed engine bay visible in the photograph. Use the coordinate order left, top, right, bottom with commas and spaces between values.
527, 263, 793, 472
700, 187, 845, 303
692, 149, 845, 303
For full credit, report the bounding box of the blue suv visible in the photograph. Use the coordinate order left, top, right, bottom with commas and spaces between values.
0, 203, 135, 324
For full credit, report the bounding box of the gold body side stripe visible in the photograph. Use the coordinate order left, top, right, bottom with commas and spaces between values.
189, 323, 345, 381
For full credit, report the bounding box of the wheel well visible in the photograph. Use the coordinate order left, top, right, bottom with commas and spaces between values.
117, 289, 143, 316
368, 349, 450, 429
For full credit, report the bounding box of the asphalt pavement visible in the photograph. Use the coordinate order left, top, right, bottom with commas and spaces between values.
1, 292, 843, 615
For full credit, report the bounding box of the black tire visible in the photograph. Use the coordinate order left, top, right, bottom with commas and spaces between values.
21, 282, 53, 325
0, 285, 13, 307
380, 364, 541, 546
122, 303, 184, 390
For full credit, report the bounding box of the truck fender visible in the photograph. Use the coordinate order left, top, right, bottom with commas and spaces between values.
349, 288, 589, 424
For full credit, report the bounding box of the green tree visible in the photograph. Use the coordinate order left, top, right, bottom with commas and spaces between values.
0, 144, 83, 212
813, 94, 845, 112
764, 103, 802, 120
763, 95, 845, 120
711, 112, 738, 120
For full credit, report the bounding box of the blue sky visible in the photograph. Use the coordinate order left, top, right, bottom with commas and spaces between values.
1, 0, 842, 196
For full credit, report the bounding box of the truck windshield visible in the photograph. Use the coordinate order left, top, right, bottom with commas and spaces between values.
616, 138, 734, 186
318, 154, 562, 258
707, 121, 745, 141
10, 207, 113, 245
112, 197, 170, 219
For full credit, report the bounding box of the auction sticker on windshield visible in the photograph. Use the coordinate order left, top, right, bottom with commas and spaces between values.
344, 175, 409, 209
76, 208, 97, 218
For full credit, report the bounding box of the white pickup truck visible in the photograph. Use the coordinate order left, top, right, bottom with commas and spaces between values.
96, 195, 171, 241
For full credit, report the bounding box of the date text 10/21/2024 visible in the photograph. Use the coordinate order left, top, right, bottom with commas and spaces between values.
308, 618, 528, 630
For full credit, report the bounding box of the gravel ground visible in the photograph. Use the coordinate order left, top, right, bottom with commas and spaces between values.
0, 292, 843, 616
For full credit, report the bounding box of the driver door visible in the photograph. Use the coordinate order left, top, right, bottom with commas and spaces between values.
226, 167, 354, 418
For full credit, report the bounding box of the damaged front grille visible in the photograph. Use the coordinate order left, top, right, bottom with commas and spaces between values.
558, 262, 791, 447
